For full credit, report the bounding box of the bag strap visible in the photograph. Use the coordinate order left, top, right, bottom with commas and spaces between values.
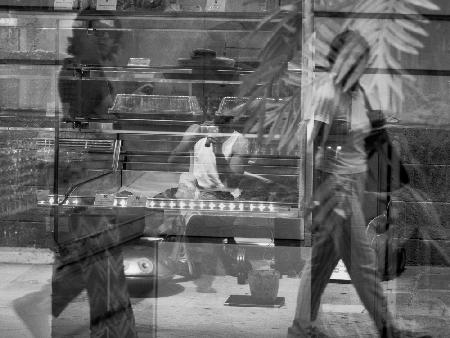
358, 84, 386, 129
358, 85, 410, 193
358, 84, 372, 110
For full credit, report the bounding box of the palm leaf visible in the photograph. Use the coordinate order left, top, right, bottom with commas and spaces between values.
405, 0, 439, 11
395, 19, 428, 36
353, 0, 386, 14
385, 28, 421, 54
388, 23, 425, 46
348, 0, 438, 112
241, 0, 439, 148
248, 7, 285, 39
387, 25, 423, 50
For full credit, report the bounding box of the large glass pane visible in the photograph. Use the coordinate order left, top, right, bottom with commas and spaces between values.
1, 1, 449, 337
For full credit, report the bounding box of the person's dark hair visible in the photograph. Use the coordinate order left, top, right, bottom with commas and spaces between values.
60, 11, 123, 119
326, 29, 370, 92
67, 10, 123, 61
326, 29, 370, 66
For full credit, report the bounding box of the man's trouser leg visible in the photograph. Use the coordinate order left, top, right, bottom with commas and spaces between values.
288, 231, 340, 337
335, 173, 394, 335
83, 246, 137, 338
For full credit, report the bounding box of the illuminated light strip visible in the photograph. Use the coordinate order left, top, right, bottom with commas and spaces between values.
114, 198, 128, 207
47, 197, 81, 206
40, 195, 283, 213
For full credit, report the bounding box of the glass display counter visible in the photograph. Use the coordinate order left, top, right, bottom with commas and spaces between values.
0, 4, 306, 336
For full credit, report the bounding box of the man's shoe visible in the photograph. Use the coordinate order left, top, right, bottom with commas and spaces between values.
309, 327, 330, 338
287, 325, 329, 338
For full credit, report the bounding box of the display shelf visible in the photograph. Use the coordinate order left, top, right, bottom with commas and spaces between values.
0, 7, 277, 19
0, 8, 279, 24
60, 65, 247, 82
35, 137, 114, 151
0, 3, 306, 254
37, 193, 299, 217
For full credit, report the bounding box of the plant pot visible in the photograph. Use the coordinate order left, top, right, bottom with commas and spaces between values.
248, 269, 280, 303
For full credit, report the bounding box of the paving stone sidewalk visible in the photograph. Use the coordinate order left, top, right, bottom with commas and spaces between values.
1, 263, 449, 337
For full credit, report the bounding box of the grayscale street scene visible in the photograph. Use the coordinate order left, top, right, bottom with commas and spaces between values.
1, 0, 449, 337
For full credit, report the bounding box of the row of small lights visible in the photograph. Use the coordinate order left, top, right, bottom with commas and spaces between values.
39, 196, 277, 213
145, 199, 276, 212
38, 196, 75, 206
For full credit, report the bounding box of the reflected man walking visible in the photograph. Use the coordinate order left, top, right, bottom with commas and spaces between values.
288, 30, 429, 338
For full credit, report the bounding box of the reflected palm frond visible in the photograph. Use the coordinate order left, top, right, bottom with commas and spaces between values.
239, 0, 439, 150
346, 0, 438, 112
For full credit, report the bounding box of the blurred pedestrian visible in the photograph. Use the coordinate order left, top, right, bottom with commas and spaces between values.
287, 30, 430, 338
14, 12, 138, 338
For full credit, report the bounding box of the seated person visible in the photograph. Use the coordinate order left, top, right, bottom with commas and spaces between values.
142, 112, 297, 286
151, 115, 249, 289
150, 110, 298, 237
170, 115, 249, 199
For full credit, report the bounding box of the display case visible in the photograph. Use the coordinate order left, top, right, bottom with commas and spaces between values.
0, 3, 306, 336
9, 2, 450, 337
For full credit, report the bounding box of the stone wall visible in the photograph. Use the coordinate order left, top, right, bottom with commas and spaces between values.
390, 127, 450, 266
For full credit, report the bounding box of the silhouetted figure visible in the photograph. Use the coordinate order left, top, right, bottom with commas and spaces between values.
58, 16, 123, 120
14, 12, 138, 338
287, 30, 430, 338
